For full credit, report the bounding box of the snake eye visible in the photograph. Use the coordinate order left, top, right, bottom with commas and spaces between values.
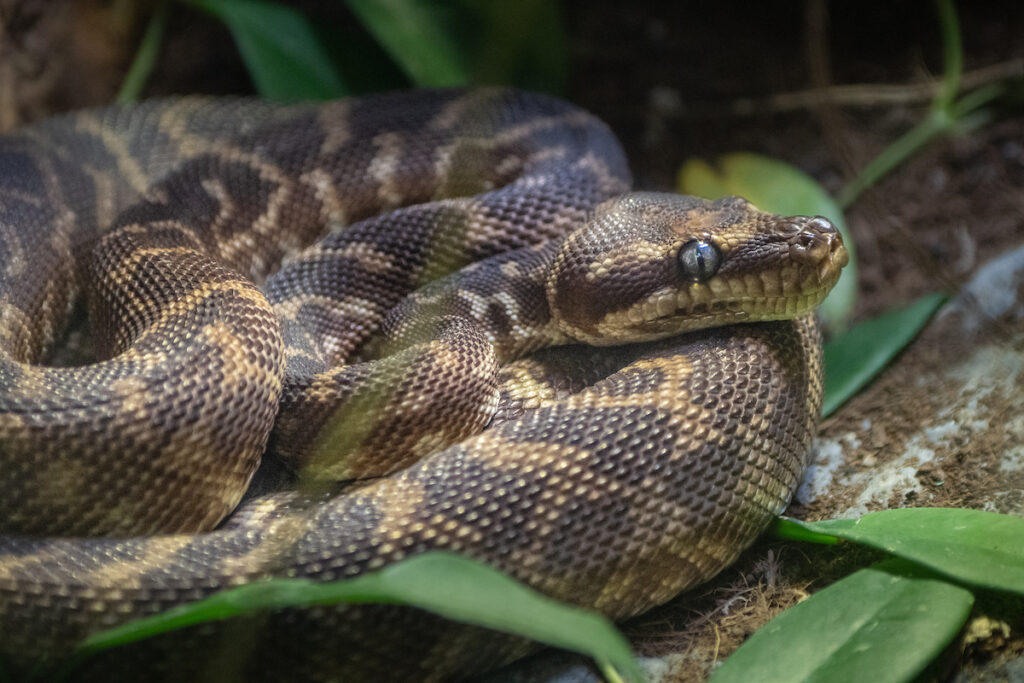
677, 239, 721, 282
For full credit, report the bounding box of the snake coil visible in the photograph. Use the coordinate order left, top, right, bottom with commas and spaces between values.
0, 89, 845, 681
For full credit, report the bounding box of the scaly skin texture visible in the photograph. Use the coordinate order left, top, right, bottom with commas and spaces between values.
0, 89, 846, 680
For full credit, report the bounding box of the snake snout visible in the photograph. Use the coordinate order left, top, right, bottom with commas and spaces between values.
787, 216, 847, 270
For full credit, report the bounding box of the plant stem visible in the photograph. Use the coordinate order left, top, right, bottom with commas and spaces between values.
835, 0, 1002, 208
837, 112, 944, 208
934, 0, 962, 111
600, 661, 628, 683
117, 1, 170, 103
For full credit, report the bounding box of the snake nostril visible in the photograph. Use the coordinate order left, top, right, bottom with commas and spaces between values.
779, 220, 804, 235
786, 215, 843, 265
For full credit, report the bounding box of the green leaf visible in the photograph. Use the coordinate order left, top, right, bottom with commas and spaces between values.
790, 509, 1024, 595
822, 292, 946, 416
187, 0, 347, 101
74, 552, 642, 682
461, 0, 566, 92
346, 0, 469, 87
117, 1, 171, 103
677, 152, 857, 330
710, 558, 974, 683
771, 518, 842, 545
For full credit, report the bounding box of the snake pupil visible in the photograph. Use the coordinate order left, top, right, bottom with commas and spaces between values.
678, 239, 721, 282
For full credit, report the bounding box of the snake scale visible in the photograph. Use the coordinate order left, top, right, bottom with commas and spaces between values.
0, 89, 846, 681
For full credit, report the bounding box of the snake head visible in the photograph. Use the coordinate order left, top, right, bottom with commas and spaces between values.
547, 191, 848, 344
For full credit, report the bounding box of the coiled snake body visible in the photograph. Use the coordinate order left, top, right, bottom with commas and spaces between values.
0, 89, 846, 680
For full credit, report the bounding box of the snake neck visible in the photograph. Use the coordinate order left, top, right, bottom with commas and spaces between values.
368, 238, 570, 365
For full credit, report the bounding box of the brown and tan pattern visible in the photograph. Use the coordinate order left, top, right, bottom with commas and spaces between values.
0, 88, 846, 681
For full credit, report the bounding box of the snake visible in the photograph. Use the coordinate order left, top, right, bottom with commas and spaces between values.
0, 88, 847, 681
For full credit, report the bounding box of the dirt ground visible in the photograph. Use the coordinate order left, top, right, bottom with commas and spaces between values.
1, 0, 1022, 680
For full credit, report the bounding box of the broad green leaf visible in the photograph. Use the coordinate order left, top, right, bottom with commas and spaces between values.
188, 0, 346, 101
822, 293, 946, 416
710, 559, 974, 683
790, 509, 1024, 595
346, 0, 469, 87
678, 152, 857, 329
74, 552, 642, 682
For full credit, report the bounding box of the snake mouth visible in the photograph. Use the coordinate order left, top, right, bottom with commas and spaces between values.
596, 291, 831, 342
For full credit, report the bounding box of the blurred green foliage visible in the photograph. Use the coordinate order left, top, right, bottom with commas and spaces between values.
121, 0, 566, 102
